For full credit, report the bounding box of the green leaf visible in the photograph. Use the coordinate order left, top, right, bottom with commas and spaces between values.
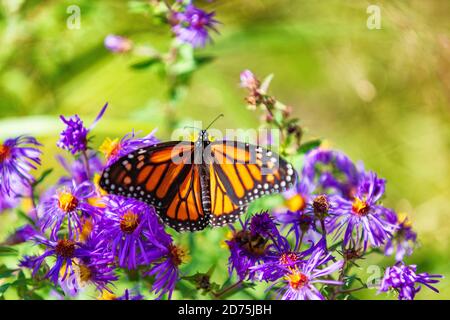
0, 283, 11, 295
0, 265, 15, 279
194, 55, 215, 66
128, 1, 153, 14
17, 209, 35, 225
298, 139, 321, 154
328, 240, 343, 252
343, 274, 365, 288
260, 74, 274, 94
181, 268, 221, 295
24, 292, 44, 300
0, 246, 18, 257
130, 58, 161, 70
218, 282, 256, 300
32, 168, 53, 188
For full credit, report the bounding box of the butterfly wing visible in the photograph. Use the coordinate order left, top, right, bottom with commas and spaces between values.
100, 141, 208, 232
157, 165, 209, 232
209, 163, 247, 227
208, 141, 297, 207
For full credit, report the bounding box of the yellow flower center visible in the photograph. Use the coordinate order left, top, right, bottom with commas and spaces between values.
286, 268, 308, 290
285, 194, 306, 212
58, 192, 79, 212
397, 212, 412, 228
0, 143, 10, 162
80, 218, 94, 242
169, 244, 189, 266
55, 239, 76, 258
120, 211, 140, 234
93, 173, 108, 197
98, 290, 117, 300
352, 197, 370, 216
99, 138, 121, 160
78, 263, 92, 283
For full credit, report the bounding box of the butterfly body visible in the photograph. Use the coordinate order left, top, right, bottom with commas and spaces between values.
100, 130, 297, 232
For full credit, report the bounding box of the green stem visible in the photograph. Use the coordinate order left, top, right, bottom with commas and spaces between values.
82, 150, 91, 178
320, 219, 328, 252
338, 285, 367, 294
212, 279, 244, 299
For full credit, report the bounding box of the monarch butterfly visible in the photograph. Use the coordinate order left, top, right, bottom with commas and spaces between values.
99, 120, 297, 232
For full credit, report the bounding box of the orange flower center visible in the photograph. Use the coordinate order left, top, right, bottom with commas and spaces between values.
0, 143, 10, 162
279, 252, 298, 265
286, 269, 308, 290
352, 197, 370, 216
55, 239, 76, 258
120, 211, 140, 234
58, 191, 79, 212
169, 244, 189, 266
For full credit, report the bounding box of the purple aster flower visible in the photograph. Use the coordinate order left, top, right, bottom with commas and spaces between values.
302, 148, 361, 199
3, 224, 38, 245
250, 212, 280, 239
99, 130, 158, 166
37, 180, 98, 240
274, 248, 343, 300
383, 210, 417, 261
250, 238, 328, 283
19, 255, 40, 269
104, 34, 133, 53
171, 4, 219, 48
59, 235, 117, 295
126, 211, 189, 299
379, 263, 442, 300
57, 151, 104, 185
327, 171, 397, 250
226, 213, 288, 281
30, 236, 94, 284
251, 250, 303, 283
57, 103, 108, 154
0, 136, 41, 196
144, 231, 189, 299
275, 179, 320, 249
98, 196, 162, 270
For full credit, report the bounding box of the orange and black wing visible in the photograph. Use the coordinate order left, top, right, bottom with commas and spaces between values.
100, 141, 208, 232
209, 163, 247, 227
157, 165, 208, 232
209, 141, 297, 208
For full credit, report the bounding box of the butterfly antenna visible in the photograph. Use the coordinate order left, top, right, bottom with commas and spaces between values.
205, 114, 224, 130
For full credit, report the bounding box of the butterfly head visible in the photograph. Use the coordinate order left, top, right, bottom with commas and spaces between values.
198, 130, 210, 143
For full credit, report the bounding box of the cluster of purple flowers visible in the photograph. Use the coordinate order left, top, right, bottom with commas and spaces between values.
223, 147, 440, 300
104, 1, 218, 52
170, 1, 219, 48
379, 263, 442, 300
1, 104, 187, 299
1, 101, 441, 300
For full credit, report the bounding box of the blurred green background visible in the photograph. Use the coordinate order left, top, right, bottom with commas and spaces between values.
0, 0, 449, 299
